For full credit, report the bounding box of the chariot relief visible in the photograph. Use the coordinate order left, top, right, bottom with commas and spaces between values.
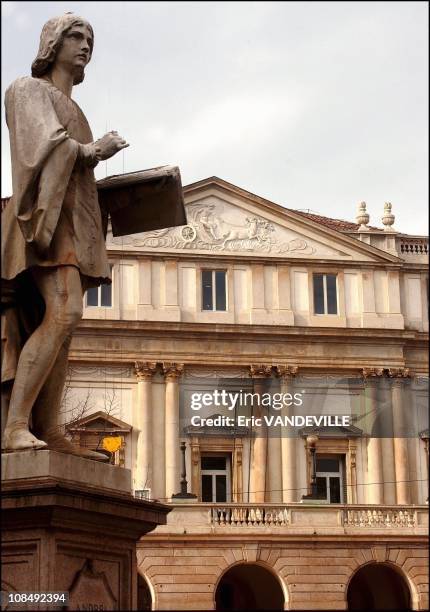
111, 202, 317, 255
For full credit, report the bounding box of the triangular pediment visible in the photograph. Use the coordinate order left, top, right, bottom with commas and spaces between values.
107, 177, 400, 263
67, 410, 131, 432
300, 424, 363, 438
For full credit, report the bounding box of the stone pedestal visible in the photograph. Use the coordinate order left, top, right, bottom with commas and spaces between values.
1, 450, 170, 611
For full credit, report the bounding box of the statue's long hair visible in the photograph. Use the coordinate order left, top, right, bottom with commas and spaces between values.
31, 13, 94, 85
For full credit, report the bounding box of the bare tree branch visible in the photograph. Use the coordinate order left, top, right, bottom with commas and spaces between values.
60, 381, 122, 460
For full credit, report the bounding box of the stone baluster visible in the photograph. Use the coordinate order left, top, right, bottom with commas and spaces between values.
163, 362, 184, 499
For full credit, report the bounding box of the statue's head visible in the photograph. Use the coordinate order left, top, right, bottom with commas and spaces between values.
31, 13, 94, 85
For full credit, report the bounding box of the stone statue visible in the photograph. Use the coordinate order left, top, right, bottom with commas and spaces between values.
1, 14, 129, 460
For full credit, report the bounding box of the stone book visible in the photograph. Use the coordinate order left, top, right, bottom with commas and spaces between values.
97, 165, 187, 237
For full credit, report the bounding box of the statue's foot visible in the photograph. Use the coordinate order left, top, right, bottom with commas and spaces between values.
42, 431, 109, 462
73, 448, 110, 462
2, 427, 48, 451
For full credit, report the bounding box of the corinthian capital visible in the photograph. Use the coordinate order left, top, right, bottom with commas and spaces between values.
163, 362, 184, 381
135, 361, 157, 381
362, 367, 384, 379
276, 365, 299, 379
249, 364, 273, 378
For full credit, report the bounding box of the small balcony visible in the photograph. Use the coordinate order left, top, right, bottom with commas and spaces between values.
149, 502, 429, 537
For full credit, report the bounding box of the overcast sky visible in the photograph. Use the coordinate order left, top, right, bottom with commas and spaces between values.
2, 1, 428, 234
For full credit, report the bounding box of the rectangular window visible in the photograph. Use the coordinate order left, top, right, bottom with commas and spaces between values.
315, 455, 344, 503
202, 270, 227, 311
313, 273, 338, 314
86, 266, 113, 307
201, 453, 231, 502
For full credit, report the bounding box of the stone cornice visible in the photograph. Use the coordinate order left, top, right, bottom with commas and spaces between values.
76, 319, 428, 343
140, 532, 429, 544
105, 247, 406, 270
72, 323, 428, 375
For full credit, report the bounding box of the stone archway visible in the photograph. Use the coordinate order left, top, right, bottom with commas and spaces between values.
347, 562, 411, 610
215, 563, 285, 611
137, 573, 152, 610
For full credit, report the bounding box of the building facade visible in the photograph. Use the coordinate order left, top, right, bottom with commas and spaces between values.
62, 177, 428, 610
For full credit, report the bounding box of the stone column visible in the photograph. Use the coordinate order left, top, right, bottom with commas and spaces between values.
278, 365, 298, 503
249, 365, 271, 503
390, 369, 411, 505
267, 371, 283, 503
134, 361, 157, 492
163, 362, 184, 499
363, 368, 384, 504
377, 373, 396, 505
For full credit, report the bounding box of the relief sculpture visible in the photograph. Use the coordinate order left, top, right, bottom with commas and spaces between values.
111, 202, 317, 255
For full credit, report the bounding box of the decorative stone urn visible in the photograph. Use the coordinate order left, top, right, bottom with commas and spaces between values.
382, 201, 396, 231
356, 201, 370, 230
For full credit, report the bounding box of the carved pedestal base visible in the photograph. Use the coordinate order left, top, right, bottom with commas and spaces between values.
1, 451, 169, 611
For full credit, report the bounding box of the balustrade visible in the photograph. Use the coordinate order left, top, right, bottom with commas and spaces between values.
203, 503, 424, 529
210, 505, 290, 526
399, 239, 428, 256
343, 507, 417, 528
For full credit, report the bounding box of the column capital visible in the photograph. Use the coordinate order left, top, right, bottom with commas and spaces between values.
386, 367, 411, 379
362, 367, 384, 379
135, 361, 157, 381
163, 362, 184, 381
276, 365, 298, 379
249, 364, 272, 378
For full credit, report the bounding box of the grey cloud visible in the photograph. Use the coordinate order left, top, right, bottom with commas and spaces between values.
1, 1, 428, 234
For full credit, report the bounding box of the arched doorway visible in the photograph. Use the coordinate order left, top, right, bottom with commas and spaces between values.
347, 563, 411, 610
215, 563, 284, 610
137, 574, 152, 610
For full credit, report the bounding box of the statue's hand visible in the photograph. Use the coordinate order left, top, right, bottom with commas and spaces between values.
95, 131, 129, 161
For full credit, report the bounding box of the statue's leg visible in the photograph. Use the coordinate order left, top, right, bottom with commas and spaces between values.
2, 266, 83, 451
30, 333, 73, 438
31, 333, 108, 461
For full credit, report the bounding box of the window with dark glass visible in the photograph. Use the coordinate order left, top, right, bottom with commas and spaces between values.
202, 270, 227, 311
86, 266, 113, 307
313, 273, 338, 314
315, 455, 345, 503
200, 454, 231, 502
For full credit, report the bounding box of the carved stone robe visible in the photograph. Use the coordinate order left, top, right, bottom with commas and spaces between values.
1, 76, 111, 383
